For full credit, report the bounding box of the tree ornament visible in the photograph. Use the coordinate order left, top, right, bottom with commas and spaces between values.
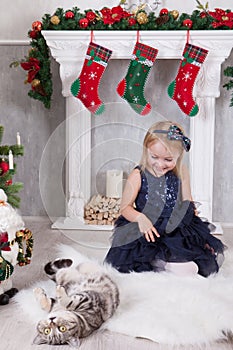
31, 79, 41, 88
50, 15, 60, 25
117, 41, 158, 116
170, 10, 179, 20
136, 12, 148, 25
31, 79, 46, 96
15, 229, 33, 266
159, 8, 169, 16
0, 160, 9, 175
71, 42, 112, 115
5, 179, 12, 186
183, 19, 193, 28
79, 18, 89, 28
65, 11, 75, 19
32, 21, 42, 32
167, 43, 208, 116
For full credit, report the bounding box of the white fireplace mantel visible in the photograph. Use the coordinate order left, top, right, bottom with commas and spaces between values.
41, 30, 233, 230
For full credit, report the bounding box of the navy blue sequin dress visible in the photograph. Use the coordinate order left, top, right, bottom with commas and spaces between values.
104, 168, 225, 277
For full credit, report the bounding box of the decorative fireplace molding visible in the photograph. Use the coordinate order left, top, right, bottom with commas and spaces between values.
42, 30, 233, 230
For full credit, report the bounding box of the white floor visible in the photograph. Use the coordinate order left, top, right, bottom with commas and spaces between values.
1, 217, 233, 350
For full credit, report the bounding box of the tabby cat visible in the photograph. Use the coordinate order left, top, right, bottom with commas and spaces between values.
33, 258, 119, 347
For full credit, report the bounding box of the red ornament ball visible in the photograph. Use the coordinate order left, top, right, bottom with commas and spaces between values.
128, 17, 137, 26
0, 160, 9, 175
79, 18, 89, 28
160, 8, 169, 16
86, 11, 96, 22
183, 19, 193, 29
65, 11, 75, 19
32, 21, 42, 31
29, 30, 38, 39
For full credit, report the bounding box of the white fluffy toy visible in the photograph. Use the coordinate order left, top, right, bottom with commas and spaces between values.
0, 189, 33, 305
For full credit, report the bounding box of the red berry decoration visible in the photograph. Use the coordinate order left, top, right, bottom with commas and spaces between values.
79, 18, 89, 28
128, 17, 137, 26
32, 21, 42, 31
0, 160, 9, 175
65, 11, 75, 19
5, 179, 12, 186
183, 19, 193, 29
160, 8, 169, 16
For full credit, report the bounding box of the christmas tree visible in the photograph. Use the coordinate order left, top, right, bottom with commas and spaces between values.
0, 125, 24, 208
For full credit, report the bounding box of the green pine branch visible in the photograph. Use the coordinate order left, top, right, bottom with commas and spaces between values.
223, 66, 233, 107
0, 145, 24, 157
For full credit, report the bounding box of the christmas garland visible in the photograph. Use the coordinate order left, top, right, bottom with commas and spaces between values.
0, 228, 33, 282
11, 3, 233, 109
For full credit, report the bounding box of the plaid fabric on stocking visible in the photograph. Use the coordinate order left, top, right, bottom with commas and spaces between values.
117, 41, 158, 116
168, 43, 208, 116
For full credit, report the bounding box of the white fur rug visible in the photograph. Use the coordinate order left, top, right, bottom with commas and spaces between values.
15, 244, 233, 346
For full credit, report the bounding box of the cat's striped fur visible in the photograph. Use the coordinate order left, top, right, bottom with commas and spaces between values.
33, 258, 119, 347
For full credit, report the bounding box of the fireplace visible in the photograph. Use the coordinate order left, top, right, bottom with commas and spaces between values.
41, 30, 233, 230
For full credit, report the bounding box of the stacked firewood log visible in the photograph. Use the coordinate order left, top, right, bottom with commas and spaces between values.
84, 194, 121, 225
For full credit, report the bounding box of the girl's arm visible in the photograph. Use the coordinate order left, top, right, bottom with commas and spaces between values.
120, 168, 160, 241
120, 168, 142, 220
181, 164, 192, 201
181, 164, 198, 215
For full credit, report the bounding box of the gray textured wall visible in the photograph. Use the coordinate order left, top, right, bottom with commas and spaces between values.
0, 45, 66, 216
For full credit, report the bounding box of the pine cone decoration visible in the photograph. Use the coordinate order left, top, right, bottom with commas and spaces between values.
155, 15, 169, 26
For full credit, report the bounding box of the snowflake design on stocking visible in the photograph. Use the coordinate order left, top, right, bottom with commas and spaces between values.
89, 72, 97, 80
182, 71, 192, 82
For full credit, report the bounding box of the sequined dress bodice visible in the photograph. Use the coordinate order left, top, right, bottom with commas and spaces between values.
134, 168, 180, 214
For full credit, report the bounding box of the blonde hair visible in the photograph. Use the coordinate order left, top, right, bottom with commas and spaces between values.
140, 120, 186, 176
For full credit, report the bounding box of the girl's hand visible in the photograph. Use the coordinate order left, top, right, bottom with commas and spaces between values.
136, 213, 160, 242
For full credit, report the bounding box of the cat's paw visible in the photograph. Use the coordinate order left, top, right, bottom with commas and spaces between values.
33, 287, 51, 312
33, 287, 46, 299
56, 285, 70, 306
56, 285, 67, 299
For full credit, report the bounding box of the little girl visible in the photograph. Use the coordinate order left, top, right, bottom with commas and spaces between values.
104, 121, 225, 277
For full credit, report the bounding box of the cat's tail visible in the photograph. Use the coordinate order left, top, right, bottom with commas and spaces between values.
44, 258, 73, 280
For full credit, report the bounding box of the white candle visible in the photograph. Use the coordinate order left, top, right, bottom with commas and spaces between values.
8, 150, 14, 170
106, 170, 123, 198
16, 132, 21, 146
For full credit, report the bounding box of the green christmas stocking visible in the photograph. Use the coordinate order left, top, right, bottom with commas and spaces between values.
117, 42, 158, 116
167, 43, 208, 117
71, 42, 112, 115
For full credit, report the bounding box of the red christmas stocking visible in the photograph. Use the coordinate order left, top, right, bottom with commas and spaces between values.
167, 43, 208, 116
117, 42, 158, 116
71, 42, 112, 115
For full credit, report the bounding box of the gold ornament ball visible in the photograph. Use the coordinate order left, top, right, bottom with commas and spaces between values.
31, 79, 41, 88
170, 10, 179, 20
137, 12, 148, 25
50, 15, 60, 25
